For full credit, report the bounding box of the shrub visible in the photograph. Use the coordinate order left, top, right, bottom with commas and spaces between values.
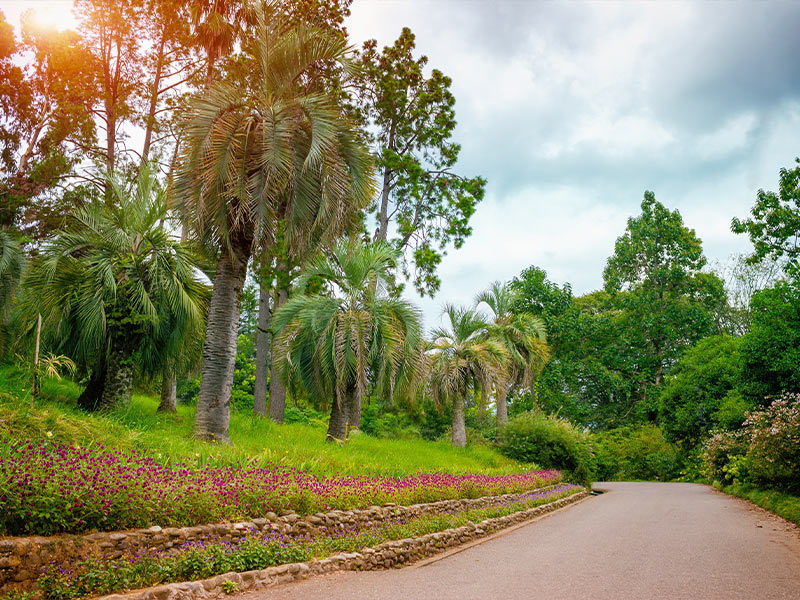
702, 429, 750, 485
743, 392, 800, 492
593, 424, 680, 481
360, 404, 420, 439
498, 412, 594, 485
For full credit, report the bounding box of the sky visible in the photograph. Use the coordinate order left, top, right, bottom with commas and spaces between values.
344, 0, 800, 328
2, 0, 800, 330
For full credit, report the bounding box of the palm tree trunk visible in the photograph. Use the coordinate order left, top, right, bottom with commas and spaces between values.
194, 242, 250, 443
99, 343, 134, 409
327, 386, 353, 442
253, 282, 272, 417
268, 287, 289, 423
452, 395, 467, 447
78, 347, 108, 411
496, 381, 510, 429
158, 367, 177, 413
347, 386, 362, 430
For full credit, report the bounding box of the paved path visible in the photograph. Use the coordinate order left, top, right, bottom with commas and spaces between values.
240, 482, 800, 600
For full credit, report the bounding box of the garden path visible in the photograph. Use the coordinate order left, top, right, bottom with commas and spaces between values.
238, 482, 800, 600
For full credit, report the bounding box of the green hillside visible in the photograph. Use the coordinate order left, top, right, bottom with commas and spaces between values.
0, 365, 525, 478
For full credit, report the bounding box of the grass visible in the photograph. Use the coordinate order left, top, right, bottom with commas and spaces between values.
0, 364, 526, 478
715, 482, 800, 528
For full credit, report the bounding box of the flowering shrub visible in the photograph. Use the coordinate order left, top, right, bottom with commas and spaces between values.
702, 393, 800, 491
743, 393, 800, 492
0, 440, 562, 535
701, 429, 749, 484
37, 484, 582, 600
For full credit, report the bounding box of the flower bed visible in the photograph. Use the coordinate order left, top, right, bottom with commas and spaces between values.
0, 440, 562, 535
36, 484, 582, 600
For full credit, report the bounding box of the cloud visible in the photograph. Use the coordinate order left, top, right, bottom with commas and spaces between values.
345, 1, 800, 330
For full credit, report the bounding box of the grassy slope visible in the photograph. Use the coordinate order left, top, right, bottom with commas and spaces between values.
0, 365, 526, 478
715, 482, 800, 528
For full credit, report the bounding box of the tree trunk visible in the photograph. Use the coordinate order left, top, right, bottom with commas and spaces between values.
141, 34, 166, 163
194, 241, 250, 443
253, 282, 272, 417
495, 381, 510, 429
158, 368, 177, 413
655, 362, 664, 386
374, 166, 392, 242
451, 395, 467, 447
267, 287, 289, 423
31, 313, 42, 408
347, 386, 362, 431
99, 343, 134, 410
78, 349, 108, 411
326, 386, 353, 442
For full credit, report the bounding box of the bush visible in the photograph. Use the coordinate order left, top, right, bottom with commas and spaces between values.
360, 404, 420, 439
701, 429, 748, 485
498, 412, 594, 485
743, 392, 800, 492
593, 424, 680, 481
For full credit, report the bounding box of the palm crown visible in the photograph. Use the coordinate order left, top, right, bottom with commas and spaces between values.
273, 240, 423, 441
25, 166, 207, 408
428, 304, 508, 446
476, 281, 550, 426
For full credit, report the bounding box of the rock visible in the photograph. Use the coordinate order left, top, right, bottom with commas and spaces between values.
148, 526, 163, 534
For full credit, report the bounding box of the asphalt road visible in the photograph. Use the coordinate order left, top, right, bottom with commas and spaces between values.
240, 482, 800, 600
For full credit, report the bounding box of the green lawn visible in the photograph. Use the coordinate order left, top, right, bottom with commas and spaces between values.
0, 365, 527, 478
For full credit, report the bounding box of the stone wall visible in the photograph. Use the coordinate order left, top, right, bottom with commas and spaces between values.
97, 491, 589, 600
0, 484, 569, 595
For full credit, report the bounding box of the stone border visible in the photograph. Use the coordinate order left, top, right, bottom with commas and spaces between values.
0, 484, 566, 594
94, 490, 588, 600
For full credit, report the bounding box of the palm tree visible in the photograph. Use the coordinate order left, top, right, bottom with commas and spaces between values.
26, 166, 207, 410
476, 281, 550, 428
174, 5, 374, 443
272, 240, 423, 441
427, 305, 508, 447
0, 229, 25, 358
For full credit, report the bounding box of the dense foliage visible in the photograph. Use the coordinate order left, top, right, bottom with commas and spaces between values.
498, 412, 593, 486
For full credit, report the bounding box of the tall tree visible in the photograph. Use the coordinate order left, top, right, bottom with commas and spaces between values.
427, 305, 507, 447
256, 0, 355, 422
273, 240, 423, 441
476, 281, 549, 428
353, 27, 486, 296
77, 0, 143, 174
739, 282, 800, 402
732, 158, 800, 281
0, 10, 96, 237
174, 6, 374, 443
26, 166, 206, 410
138, 0, 198, 165
603, 191, 726, 386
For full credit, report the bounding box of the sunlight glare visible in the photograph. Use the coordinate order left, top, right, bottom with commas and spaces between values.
25, 1, 78, 32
